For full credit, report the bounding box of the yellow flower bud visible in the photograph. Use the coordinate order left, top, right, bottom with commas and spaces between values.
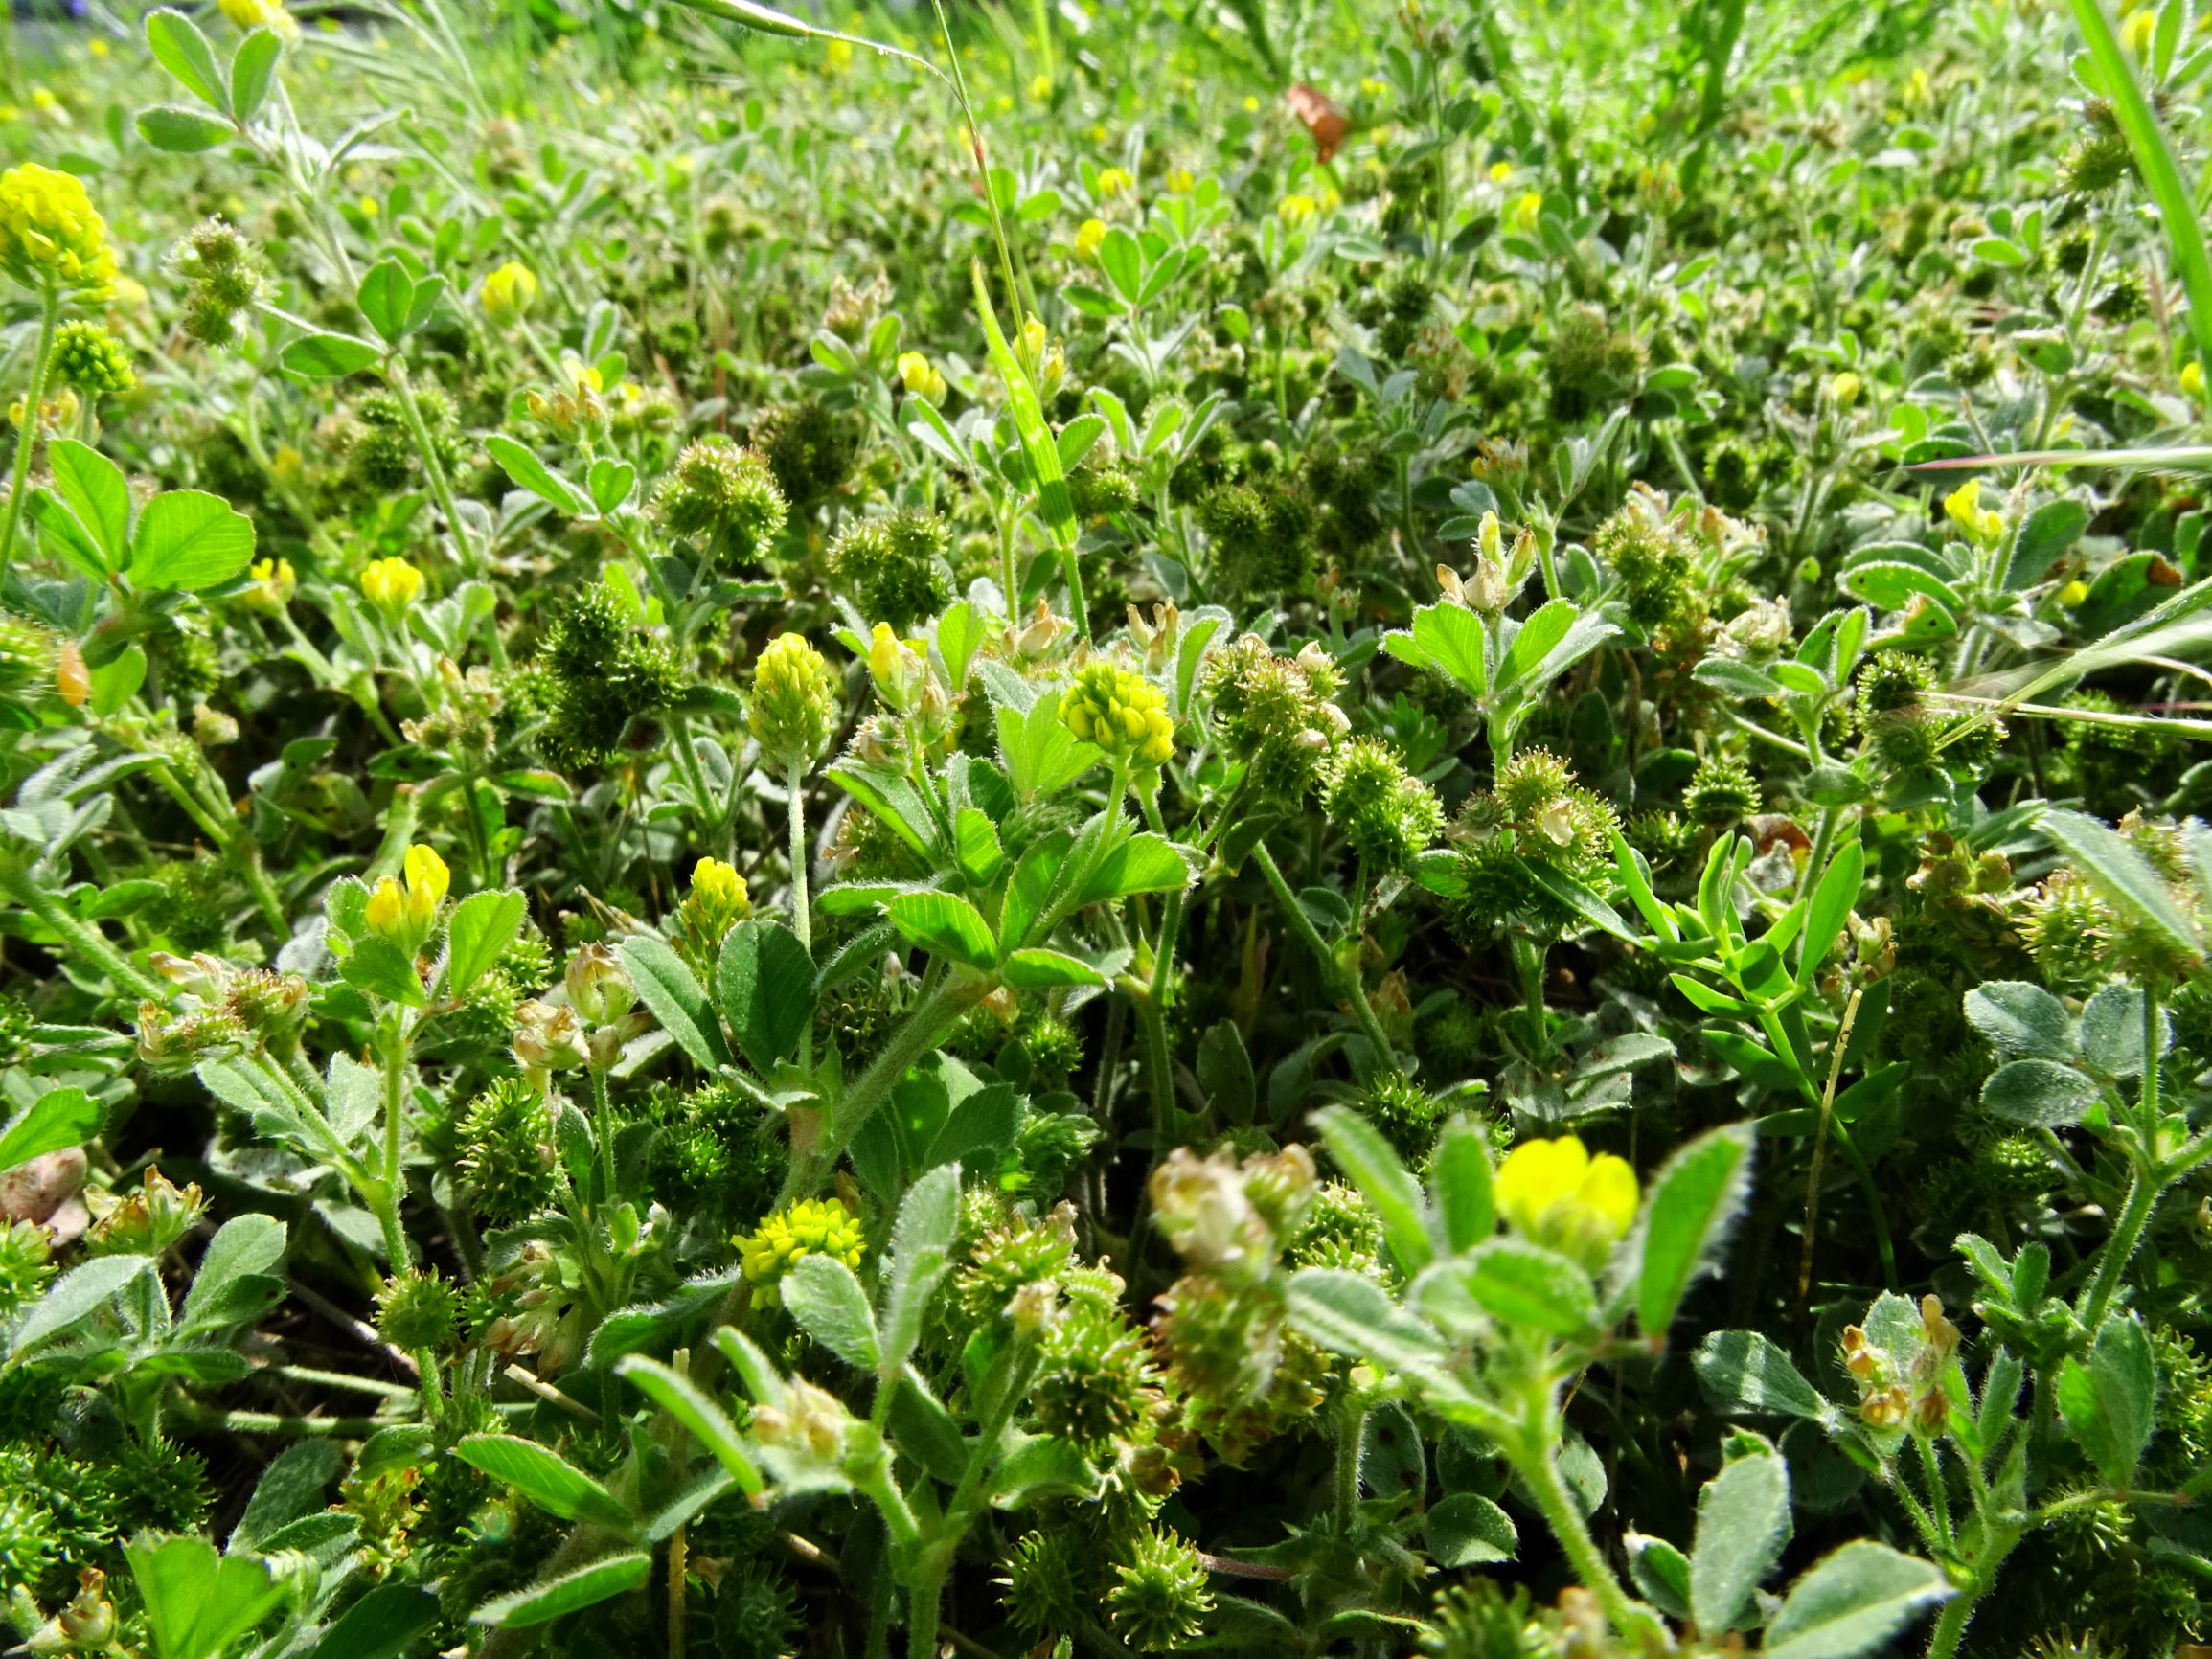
2183, 360, 2203, 398
242, 557, 296, 613
1096, 166, 1135, 198
1494, 1135, 1639, 1270
1074, 217, 1107, 261
866, 622, 924, 714
1829, 371, 1862, 408
359, 557, 425, 619
364, 842, 449, 956
479, 260, 538, 325
1277, 193, 1317, 226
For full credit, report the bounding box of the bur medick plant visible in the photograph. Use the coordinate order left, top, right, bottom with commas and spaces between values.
7, 0, 2212, 1655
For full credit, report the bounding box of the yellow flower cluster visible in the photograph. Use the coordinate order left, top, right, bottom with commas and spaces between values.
749, 632, 840, 769
365, 843, 449, 954
1074, 217, 1107, 261
738, 1197, 865, 1284
1062, 662, 1174, 768
242, 557, 296, 613
0, 163, 117, 298
479, 260, 537, 324
1494, 1134, 1638, 1269
896, 349, 946, 404
360, 557, 424, 618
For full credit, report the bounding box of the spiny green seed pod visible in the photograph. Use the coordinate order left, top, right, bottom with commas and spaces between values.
0, 612, 58, 701
1108, 1527, 1214, 1652
1019, 1011, 1084, 1083
955, 1211, 1075, 1325
1063, 660, 1174, 768
1037, 1305, 1161, 1448
1197, 478, 1315, 601
1361, 1070, 1444, 1160
0, 1219, 54, 1325
1683, 754, 1761, 826
50, 319, 133, 396
2062, 129, 2133, 195
998, 1529, 1085, 1636
457, 1077, 557, 1223
829, 508, 955, 633
748, 632, 841, 771
376, 1269, 459, 1351
1322, 739, 1443, 871
752, 398, 860, 508
658, 437, 787, 565
1856, 651, 1935, 721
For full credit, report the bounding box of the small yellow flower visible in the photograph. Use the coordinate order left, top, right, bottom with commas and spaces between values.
866, 621, 924, 714
479, 260, 537, 325
270, 443, 304, 482
2182, 360, 2203, 398
1096, 166, 1135, 199
1942, 478, 2004, 547
1278, 193, 1317, 226
357, 195, 379, 219
1359, 76, 1388, 98
242, 557, 296, 612
1074, 216, 1108, 261
1507, 191, 1543, 236
2123, 6, 2155, 55
1829, 372, 1862, 408
1488, 160, 1515, 183
87, 38, 109, 57
1243, 95, 1261, 113
1494, 1135, 1639, 1269
824, 37, 854, 71
220, 0, 272, 24
1165, 167, 1195, 194
1028, 73, 1053, 101
359, 557, 425, 619
2059, 579, 2090, 607
365, 842, 449, 954
0, 163, 117, 298
896, 349, 946, 404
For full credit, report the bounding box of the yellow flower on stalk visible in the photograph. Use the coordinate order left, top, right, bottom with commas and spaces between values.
1061, 661, 1174, 769
2182, 360, 2203, 398
896, 350, 946, 404
359, 557, 424, 619
1494, 1135, 1639, 1269
241, 557, 296, 612
1829, 371, 1862, 409
824, 37, 854, 71
1507, 191, 1543, 236
2122, 6, 2155, 55
479, 260, 537, 325
1074, 217, 1107, 261
364, 842, 449, 954
737, 1197, 865, 1285
1095, 166, 1135, 198
0, 163, 117, 298
1488, 160, 1515, 183
1165, 167, 1195, 194
1277, 193, 1317, 226
866, 621, 924, 714
1942, 478, 2003, 547
1029, 73, 1053, 101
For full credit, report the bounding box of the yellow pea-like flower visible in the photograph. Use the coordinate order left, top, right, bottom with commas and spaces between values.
1494, 1135, 1639, 1270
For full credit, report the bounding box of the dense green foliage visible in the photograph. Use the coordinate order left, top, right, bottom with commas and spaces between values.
2, 0, 2212, 1656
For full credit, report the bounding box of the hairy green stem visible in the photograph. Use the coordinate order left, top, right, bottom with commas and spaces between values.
0, 284, 61, 579
1250, 840, 1394, 1064
0, 853, 167, 1001
787, 759, 811, 956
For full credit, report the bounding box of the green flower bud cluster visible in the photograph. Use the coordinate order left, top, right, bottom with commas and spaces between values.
1204, 633, 1350, 804
50, 319, 133, 396
1446, 747, 1620, 942
0, 1219, 55, 1325
1595, 493, 1703, 639
657, 436, 787, 566
750, 398, 860, 508
347, 388, 460, 493
1682, 753, 1761, 827
456, 1077, 557, 1223
829, 508, 955, 633
1197, 477, 1315, 602
748, 632, 841, 770
1062, 659, 1175, 768
173, 217, 262, 347
527, 580, 684, 771
1546, 303, 1646, 420
1853, 651, 2002, 780
1321, 738, 1443, 871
